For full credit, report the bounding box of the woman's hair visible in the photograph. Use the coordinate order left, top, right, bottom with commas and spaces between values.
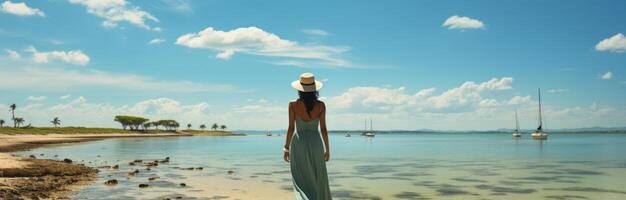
298, 91, 319, 117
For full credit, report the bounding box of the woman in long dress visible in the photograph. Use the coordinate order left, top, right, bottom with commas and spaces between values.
283, 72, 332, 200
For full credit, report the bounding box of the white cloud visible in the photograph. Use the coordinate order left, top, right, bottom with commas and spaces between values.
59, 94, 71, 100
443, 15, 484, 30
0, 66, 235, 93
43, 96, 213, 128
547, 89, 568, 93
507, 95, 531, 105
160, 0, 192, 13
26, 46, 90, 66
1, 1, 45, 17
424, 77, 513, 110
301, 29, 329, 36
68, 0, 160, 31
26, 95, 47, 101
175, 26, 350, 67
595, 33, 626, 53
148, 38, 166, 44
479, 99, 500, 107
328, 77, 513, 115
601, 71, 612, 80
4, 48, 20, 60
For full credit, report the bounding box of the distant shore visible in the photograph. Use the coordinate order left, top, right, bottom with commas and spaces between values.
0, 128, 244, 199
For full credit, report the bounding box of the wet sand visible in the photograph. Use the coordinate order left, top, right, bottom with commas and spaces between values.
0, 133, 192, 199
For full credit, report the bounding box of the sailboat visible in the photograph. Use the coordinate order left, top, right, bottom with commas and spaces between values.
512, 109, 521, 138
531, 88, 548, 140
364, 119, 375, 137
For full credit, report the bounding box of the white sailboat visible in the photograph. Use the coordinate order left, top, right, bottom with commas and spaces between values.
362, 119, 376, 137
512, 109, 521, 138
531, 88, 548, 140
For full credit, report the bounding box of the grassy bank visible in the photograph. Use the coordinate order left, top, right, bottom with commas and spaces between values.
0, 127, 187, 135
0, 127, 244, 136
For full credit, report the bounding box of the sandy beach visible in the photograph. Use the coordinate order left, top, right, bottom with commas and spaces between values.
0, 133, 193, 199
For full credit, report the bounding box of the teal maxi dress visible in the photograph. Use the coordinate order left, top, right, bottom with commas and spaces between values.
289, 116, 332, 200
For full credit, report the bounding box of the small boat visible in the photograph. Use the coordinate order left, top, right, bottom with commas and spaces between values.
512, 109, 521, 138
363, 119, 375, 137
266, 132, 272, 136
531, 88, 548, 140
345, 133, 351, 137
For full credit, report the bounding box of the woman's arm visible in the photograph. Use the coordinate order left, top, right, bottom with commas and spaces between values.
284, 102, 295, 162
319, 102, 330, 161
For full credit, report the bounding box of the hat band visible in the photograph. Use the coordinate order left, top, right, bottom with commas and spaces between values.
300, 82, 315, 86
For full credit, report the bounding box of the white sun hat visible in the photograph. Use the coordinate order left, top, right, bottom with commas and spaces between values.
291, 72, 323, 92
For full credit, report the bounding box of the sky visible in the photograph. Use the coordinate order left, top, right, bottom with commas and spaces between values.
0, 0, 625, 130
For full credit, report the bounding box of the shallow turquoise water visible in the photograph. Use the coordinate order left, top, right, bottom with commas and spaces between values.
18, 133, 626, 200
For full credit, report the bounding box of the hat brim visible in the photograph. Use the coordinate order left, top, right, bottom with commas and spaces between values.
291, 80, 323, 92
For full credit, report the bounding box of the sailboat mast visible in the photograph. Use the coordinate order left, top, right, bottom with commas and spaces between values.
370, 119, 373, 131
515, 109, 519, 131
538, 88, 543, 129
364, 118, 367, 132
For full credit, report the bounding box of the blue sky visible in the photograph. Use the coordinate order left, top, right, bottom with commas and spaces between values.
1, 0, 625, 130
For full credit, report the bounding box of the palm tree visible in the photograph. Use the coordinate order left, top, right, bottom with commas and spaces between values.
14, 117, 24, 128
50, 117, 61, 128
211, 123, 219, 130
200, 124, 206, 130
220, 125, 227, 130
187, 123, 192, 129
0, 119, 5, 127
9, 103, 16, 128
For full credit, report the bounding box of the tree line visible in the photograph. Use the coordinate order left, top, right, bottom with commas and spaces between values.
1, 103, 227, 131
114, 115, 227, 132
1, 103, 61, 128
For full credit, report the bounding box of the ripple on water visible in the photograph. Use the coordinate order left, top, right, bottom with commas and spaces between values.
544, 187, 626, 194
436, 187, 478, 196
474, 184, 536, 194
544, 195, 590, 200
393, 191, 430, 200
331, 189, 382, 200
451, 177, 489, 183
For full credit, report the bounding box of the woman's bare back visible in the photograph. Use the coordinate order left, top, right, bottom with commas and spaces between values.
290, 100, 324, 121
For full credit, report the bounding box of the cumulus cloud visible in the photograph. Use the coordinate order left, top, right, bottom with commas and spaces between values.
601, 71, 612, 80
26, 95, 47, 101
547, 89, 568, 93
26, 46, 90, 66
4, 48, 20, 60
148, 38, 166, 44
424, 77, 513, 110
301, 29, 329, 36
1, 1, 45, 17
175, 26, 350, 67
0, 66, 236, 93
42, 96, 212, 128
59, 94, 71, 100
443, 15, 484, 30
328, 77, 514, 114
595, 33, 626, 53
68, 0, 160, 31
507, 95, 531, 105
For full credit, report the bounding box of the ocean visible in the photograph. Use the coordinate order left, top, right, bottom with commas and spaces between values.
17, 132, 626, 200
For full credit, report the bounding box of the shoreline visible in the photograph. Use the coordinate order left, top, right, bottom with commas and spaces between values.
0, 132, 195, 199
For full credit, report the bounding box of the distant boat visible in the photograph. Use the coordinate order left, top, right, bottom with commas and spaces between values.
266, 132, 272, 136
363, 118, 375, 137
531, 88, 548, 140
513, 109, 521, 138
345, 133, 351, 137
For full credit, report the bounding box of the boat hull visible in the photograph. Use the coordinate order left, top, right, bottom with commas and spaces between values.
531, 132, 548, 140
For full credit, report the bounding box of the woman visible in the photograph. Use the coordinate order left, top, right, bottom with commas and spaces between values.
283, 72, 332, 200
